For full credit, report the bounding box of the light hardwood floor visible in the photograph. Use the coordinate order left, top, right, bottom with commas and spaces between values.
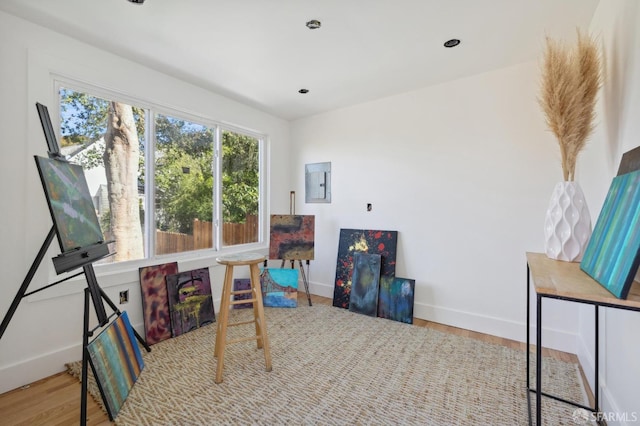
0, 294, 587, 425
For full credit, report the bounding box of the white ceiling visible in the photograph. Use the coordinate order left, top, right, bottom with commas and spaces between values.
0, 0, 600, 121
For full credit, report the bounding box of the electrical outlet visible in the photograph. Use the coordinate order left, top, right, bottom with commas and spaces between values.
119, 290, 129, 304
367, 203, 372, 212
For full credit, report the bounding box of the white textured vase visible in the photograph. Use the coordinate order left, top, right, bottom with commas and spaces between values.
544, 181, 592, 262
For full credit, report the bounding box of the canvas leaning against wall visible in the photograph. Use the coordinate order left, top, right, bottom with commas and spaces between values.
139, 262, 179, 345
378, 277, 415, 324
348, 252, 381, 317
86, 311, 144, 420
261, 268, 298, 308
233, 278, 254, 309
166, 268, 216, 336
333, 229, 398, 309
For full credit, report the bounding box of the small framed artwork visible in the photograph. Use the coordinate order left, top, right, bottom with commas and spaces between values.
580, 170, 640, 299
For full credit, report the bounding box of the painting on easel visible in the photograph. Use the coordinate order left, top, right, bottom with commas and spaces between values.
269, 215, 315, 260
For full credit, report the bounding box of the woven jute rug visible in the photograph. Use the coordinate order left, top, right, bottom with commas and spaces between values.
67, 303, 589, 425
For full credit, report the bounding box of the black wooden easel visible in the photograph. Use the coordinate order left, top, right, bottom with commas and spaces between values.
0, 103, 150, 425
0, 241, 150, 424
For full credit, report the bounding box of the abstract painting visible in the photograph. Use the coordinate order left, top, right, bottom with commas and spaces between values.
139, 262, 178, 345
580, 170, 640, 299
348, 252, 381, 317
233, 278, 253, 309
269, 215, 315, 260
260, 268, 298, 308
332, 229, 398, 309
378, 276, 415, 324
87, 311, 144, 420
166, 268, 215, 336
34, 156, 104, 252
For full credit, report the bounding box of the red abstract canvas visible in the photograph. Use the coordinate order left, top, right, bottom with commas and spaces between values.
139, 262, 178, 345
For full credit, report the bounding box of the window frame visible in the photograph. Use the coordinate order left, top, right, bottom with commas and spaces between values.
53, 78, 268, 273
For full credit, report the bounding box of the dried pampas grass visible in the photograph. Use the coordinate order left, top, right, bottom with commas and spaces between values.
539, 29, 602, 181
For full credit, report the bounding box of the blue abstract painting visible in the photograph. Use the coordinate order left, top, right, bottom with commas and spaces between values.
580, 170, 640, 299
87, 312, 144, 420
260, 268, 298, 308
349, 252, 381, 317
378, 277, 415, 324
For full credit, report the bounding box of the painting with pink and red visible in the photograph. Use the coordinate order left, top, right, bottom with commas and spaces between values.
138, 262, 178, 345
332, 229, 398, 309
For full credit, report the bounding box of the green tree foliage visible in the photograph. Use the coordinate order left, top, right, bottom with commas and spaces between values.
155, 115, 214, 234
222, 131, 259, 223
60, 88, 259, 240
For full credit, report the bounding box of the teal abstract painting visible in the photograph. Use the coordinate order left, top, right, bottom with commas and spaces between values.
378, 276, 415, 324
87, 312, 144, 420
260, 268, 298, 308
580, 170, 640, 299
34, 156, 104, 252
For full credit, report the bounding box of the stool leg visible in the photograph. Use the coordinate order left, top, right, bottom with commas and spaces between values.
250, 263, 272, 372
215, 265, 233, 383
249, 263, 263, 349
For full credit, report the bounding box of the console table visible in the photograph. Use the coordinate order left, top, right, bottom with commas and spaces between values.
526, 252, 640, 425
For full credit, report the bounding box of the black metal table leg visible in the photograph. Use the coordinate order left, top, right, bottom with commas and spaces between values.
536, 293, 543, 425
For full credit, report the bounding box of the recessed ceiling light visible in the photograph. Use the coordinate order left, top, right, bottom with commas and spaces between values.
306, 20, 321, 30
444, 39, 461, 48
298, 89, 309, 94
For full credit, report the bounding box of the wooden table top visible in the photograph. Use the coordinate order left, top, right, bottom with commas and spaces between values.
526, 252, 640, 309
216, 252, 266, 266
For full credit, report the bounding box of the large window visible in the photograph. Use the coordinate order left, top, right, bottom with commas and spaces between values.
58, 85, 262, 264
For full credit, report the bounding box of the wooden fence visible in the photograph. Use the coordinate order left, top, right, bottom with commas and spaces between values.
156, 215, 258, 255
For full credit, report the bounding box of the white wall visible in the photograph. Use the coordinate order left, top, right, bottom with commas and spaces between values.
578, 1, 640, 423
0, 10, 291, 394
291, 59, 582, 352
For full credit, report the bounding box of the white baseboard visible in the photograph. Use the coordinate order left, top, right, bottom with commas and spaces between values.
0, 343, 80, 394
308, 281, 578, 354
0, 319, 147, 395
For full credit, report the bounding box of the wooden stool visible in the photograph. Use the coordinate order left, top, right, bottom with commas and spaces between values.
214, 252, 272, 384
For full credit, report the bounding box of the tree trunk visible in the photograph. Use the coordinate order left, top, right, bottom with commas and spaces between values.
104, 102, 144, 261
